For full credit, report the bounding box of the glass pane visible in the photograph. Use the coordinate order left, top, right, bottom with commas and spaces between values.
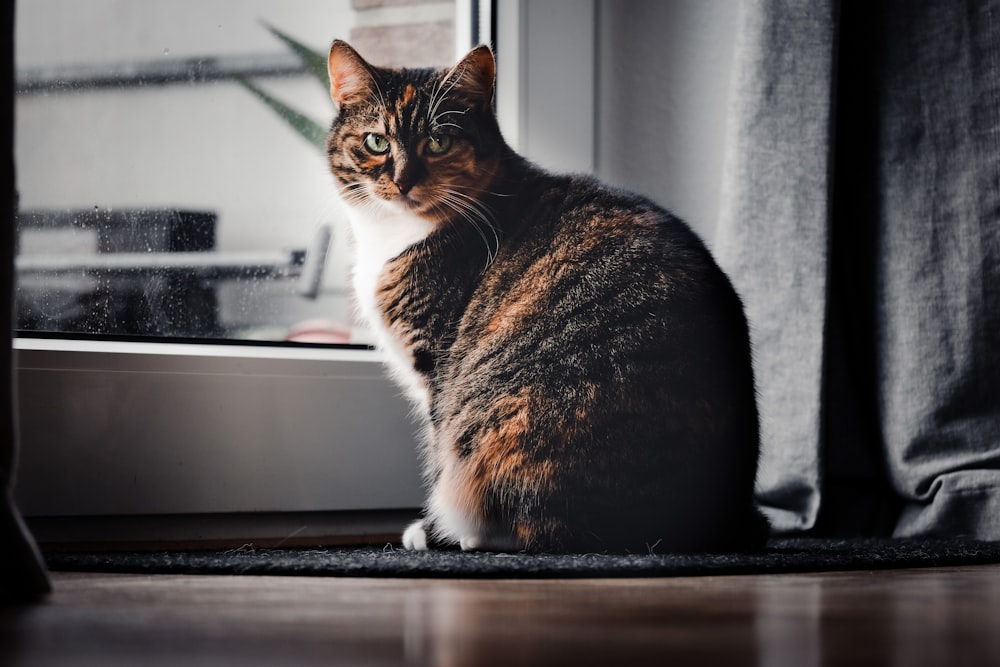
14, 0, 457, 343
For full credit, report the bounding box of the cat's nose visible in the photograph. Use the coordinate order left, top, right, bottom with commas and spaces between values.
392, 158, 422, 196
394, 175, 416, 196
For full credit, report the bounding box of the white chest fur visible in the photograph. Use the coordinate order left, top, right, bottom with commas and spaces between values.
344, 201, 437, 416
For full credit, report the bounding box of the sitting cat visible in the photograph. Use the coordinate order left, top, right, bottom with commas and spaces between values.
325, 40, 768, 553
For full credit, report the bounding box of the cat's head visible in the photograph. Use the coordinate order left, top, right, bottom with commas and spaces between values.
325, 41, 503, 224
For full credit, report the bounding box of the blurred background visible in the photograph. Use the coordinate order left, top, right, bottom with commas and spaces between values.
14, 0, 456, 342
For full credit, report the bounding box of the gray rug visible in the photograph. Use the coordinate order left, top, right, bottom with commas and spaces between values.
44, 537, 1000, 579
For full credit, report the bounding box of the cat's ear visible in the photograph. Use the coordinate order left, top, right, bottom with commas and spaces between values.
442, 45, 495, 109
327, 40, 376, 108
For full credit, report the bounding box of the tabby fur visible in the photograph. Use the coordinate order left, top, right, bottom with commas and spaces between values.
325, 41, 767, 553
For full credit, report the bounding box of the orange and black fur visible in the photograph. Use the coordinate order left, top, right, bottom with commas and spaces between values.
325, 41, 768, 553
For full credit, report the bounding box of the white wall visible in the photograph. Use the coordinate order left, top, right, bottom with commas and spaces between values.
596, 0, 740, 245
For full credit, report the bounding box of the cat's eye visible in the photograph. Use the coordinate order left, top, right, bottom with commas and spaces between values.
426, 135, 453, 155
364, 133, 390, 154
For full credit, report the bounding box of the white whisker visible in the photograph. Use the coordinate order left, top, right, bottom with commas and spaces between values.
336, 181, 371, 207
363, 68, 389, 115
443, 182, 512, 199
427, 72, 466, 130
431, 186, 501, 269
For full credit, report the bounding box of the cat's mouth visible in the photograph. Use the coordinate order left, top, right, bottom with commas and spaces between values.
388, 191, 434, 217
365, 186, 419, 210
367, 186, 442, 222
395, 193, 420, 209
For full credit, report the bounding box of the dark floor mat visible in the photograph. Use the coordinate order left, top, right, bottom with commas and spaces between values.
44, 537, 1000, 579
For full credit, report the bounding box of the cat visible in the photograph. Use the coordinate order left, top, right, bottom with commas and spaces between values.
325, 40, 768, 553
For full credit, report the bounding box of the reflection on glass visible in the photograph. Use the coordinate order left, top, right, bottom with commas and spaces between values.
14, 0, 456, 344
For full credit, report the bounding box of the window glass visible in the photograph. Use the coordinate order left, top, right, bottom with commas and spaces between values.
14, 0, 456, 343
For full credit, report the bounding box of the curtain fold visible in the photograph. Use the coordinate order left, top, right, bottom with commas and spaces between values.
873, 0, 1000, 538
715, 0, 838, 533
717, 0, 1000, 539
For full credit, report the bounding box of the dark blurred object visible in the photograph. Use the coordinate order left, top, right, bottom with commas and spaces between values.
15, 208, 220, 337
2, 0, 51, 603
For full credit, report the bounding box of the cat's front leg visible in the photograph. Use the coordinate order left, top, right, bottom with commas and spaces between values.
402, 517, 474, 551
401, 518, 462, 550
402, 519, 429, 550
400, 518, 519, 552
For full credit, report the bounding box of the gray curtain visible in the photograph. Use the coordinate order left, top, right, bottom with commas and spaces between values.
717, 0, 1000, 539
2, 0, 50, 602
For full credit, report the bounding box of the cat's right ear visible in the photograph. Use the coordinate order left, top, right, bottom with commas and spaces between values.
327, 40, 375, 108
443, 45, 496, 110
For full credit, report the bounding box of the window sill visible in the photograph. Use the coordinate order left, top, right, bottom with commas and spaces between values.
13, 336, 423, 538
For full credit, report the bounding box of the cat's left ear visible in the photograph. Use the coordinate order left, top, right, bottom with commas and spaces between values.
328, 40, 377, 109
442, 45, 495, 109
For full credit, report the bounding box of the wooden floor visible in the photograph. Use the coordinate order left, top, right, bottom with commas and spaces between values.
3, 565, 999, 666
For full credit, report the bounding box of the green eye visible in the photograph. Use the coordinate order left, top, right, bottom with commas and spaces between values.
426, 135, 453, 155
364, 133, 390, 154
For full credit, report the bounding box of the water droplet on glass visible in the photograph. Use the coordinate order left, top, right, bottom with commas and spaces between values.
163, 48, 170, 56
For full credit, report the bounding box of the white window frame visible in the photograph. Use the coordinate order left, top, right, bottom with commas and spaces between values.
13, 0, 598, 546
495, 0, 596, 173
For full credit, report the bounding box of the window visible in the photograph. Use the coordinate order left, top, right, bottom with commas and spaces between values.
13, 0, 606, 546
15, 0, 458, 343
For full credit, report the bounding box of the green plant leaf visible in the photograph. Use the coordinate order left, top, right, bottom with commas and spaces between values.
234, 75, 328, 151
262, 21, 330, 93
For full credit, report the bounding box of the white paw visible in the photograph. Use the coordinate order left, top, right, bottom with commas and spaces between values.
402, 520, 429, 550
459, 536, 482, 551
